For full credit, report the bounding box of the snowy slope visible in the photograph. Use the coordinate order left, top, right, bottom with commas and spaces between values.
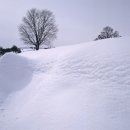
0, 37, 130, 130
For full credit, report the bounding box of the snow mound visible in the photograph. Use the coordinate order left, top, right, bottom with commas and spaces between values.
0, 53, 33, 99
0, 37, 130, 130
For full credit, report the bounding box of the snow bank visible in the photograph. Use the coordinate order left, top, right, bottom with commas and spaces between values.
0, 37, 130, 130
0, 53, 33, 100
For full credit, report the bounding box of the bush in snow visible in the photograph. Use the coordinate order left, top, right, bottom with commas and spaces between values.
0, 47, 4, 56
11, 45, 21, 53
0, 45, 21, 56
94, 26, 121, 41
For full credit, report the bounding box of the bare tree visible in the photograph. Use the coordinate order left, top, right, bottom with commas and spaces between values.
94, 26, 120, 41
19, 8, 58, 50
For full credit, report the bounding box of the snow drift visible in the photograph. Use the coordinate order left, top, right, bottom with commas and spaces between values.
0, 53, 33, 102
0, 37, 130, 130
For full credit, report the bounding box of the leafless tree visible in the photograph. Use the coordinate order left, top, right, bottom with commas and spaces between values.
19, 8, 58, 50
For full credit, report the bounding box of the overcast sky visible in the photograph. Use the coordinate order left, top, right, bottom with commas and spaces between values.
0, 0, 130, 47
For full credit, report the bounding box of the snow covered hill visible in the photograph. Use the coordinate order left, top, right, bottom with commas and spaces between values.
0, 37, 130, 130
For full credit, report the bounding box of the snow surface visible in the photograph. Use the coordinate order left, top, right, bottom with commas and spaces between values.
0, 37, 130, 130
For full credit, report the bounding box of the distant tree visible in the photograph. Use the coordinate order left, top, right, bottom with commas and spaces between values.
95, 26, 120, 41
19, 8, 58, 50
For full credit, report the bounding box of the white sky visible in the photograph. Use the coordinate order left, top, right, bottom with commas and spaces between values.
0, 0, 130, 47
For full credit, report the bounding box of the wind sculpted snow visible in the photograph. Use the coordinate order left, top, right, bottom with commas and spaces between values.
0, 37, 130, 130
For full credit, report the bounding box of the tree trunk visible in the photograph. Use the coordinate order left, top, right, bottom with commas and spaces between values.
35, 44, 39, 50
